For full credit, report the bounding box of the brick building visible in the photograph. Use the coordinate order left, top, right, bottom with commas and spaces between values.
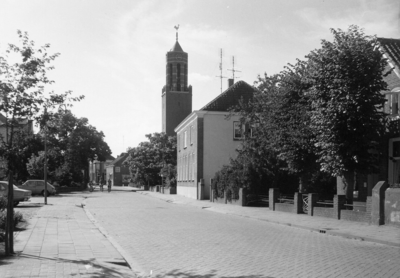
175, 80, 256, 199
162, 32, 192, 136
351, 38, 400, 201
105, 152, 130, 187
379, 38, 400, 187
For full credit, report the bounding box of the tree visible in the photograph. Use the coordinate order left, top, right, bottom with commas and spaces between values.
125, 133, 177, 187
306, 25, 390, 201
26, 151, 46, 178
233, 64, 323, 194
0, 30, 83, 255
42, 109, 111, 185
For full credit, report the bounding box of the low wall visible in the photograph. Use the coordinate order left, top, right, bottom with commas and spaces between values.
161, 187, 177, 195
275, 203, 294, 213
340, 210, 368, 223
385, 188, 400, 227
313, 207, 334, 219
211, 188, 246, 206
213, 195, 226, 204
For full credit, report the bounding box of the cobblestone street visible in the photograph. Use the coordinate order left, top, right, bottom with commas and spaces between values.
85, 190, 400, 278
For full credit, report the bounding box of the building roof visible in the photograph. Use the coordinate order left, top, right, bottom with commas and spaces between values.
200, 80, 257, 112
109, 152, 129, 166
171, 41, 184, 52
378, 38, 400, 71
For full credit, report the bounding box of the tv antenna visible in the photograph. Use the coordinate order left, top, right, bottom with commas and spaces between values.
227, 56, 241, 82
215, 48, 227, 93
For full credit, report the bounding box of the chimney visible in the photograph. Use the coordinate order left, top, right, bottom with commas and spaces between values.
228, 78, 234, 88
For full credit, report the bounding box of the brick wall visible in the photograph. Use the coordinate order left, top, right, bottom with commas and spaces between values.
340, 210, 368, 223
275, 203, 294, 213
313, 207, 335, 219
366, 197, 372, 223
385, 188, 400, 227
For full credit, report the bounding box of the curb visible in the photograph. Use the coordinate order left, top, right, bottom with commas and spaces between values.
140, 191, 400, 249
81, 199, 146, 277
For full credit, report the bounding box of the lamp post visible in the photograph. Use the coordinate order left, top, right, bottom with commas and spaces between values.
43, 108, 48, 205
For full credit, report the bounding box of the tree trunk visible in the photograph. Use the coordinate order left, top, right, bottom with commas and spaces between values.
6, 171, 14, 255
337, 171, 354, 203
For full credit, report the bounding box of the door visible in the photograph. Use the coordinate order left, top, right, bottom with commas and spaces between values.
388, 138, 400, 185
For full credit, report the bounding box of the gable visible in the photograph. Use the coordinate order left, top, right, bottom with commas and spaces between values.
378, 37, 400, 91
200, 80, 257, 112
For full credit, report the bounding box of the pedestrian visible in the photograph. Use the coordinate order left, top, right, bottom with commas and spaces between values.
88, 181, 94, 192
108, 178, 112, 193
100, 178, 104, 192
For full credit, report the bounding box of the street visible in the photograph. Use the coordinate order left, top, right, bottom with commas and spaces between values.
84, 190, 400, 278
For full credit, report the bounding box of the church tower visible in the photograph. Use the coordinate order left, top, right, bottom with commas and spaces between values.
162, 26, 192, 136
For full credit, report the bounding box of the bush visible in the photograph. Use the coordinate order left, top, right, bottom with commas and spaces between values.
0, 211, 24, 230
212, 165, 240, 200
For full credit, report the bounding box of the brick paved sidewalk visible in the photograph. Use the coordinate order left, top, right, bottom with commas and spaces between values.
0, 194, 137, 278
137, 190, 400, 248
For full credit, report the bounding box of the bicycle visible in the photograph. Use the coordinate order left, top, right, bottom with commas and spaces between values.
88, 182, 96, 192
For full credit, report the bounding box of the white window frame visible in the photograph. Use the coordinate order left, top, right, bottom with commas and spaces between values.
190, 125, 194, 145
192, 152, 196, 181
184, 131, 187, 148
233, 121, 243, 139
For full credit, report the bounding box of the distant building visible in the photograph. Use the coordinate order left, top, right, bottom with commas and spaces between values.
0, 113, 33, 139
88, 154, 114, 184
105, 152, 130, 187
379, 38, 400, 188
174, 80, 256, 199
162, 32, 192, 136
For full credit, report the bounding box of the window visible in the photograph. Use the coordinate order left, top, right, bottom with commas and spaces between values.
188, 153, 191, 181
192, 152, 196, 181
233, 121, 243, 139
184, 131, 187, 148
169, 64, 173, 90
177, 63, 181, 91
190, 125, 194, 145
177, 157, 180, 181
115, 167, 120, 173
184, 65, 187, 89
184, 156, 187, 180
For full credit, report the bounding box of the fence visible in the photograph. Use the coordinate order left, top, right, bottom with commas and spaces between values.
269, 189, 304, 214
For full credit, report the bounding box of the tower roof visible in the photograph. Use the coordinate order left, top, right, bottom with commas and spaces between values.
171, 41, 184, 52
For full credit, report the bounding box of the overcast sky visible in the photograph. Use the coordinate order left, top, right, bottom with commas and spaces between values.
0, 0, 399, 156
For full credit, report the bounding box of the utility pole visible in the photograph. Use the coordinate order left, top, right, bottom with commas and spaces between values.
227, 56, 241, 82
216, 49, 227, 93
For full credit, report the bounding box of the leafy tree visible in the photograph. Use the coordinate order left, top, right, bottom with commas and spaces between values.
26, 151, 45, 178
233, 65, 323, 193
43, 109, 111, 185
125, 133, 177, 187
0, 30, 83, 254
306, 25, 389, 201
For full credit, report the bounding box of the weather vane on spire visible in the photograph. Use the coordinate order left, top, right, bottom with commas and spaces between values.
174, 24, 180, 41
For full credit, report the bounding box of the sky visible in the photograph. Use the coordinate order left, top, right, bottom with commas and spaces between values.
0, 0, 399, 157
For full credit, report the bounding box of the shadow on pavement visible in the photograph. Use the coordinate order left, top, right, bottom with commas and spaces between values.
0, 253, 135, 278
150, 269, 273, 278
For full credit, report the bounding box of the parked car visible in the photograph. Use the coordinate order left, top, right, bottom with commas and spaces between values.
19, 180, 57, 196
0, 181, 32, 206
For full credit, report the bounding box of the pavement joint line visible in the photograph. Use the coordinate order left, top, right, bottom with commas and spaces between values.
14, 213, 40, 254
141, 191, 400, 249
81, 198, 146, 277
